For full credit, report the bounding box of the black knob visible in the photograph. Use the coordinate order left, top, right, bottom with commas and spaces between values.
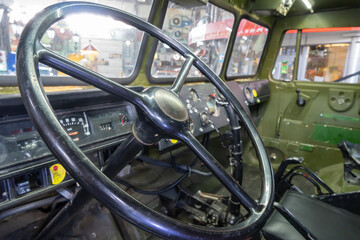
199, 112, 210, 126
296, 89, 306, 107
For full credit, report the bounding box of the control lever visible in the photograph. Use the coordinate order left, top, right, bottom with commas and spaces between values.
275, 156, 304, 184
296, 89, 306, 107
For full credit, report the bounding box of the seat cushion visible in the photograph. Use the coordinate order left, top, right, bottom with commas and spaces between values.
262, 191, 360, 240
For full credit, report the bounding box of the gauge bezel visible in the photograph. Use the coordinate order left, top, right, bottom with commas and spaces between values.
59, 113, 91, 142
244, 86, 255, 104
189, 88, 200, 102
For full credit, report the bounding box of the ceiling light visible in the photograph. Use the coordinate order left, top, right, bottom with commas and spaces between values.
302, 0, 314, 13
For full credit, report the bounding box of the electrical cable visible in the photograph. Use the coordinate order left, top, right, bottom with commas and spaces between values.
0, 195, 66, 221
288, 172, 323, 195
113, 172, 189, 195
282, 166, 334, 194
138, 155, 212, 176
118, 133, 213, 195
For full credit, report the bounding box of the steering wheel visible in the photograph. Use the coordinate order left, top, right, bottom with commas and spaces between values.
16, 2, 274, 239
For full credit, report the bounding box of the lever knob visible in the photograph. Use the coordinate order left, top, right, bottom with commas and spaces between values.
296, 89, 306, 107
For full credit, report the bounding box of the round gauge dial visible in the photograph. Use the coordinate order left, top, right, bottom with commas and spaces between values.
189, 89, 200, 102
59, 115, 90, 142
119, 113, 130, 126
206, 95, 220, 117
244, 86, 255, 104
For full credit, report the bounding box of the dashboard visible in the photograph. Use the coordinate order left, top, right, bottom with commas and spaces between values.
0, 80, 269, 210
0, 105, 135, 169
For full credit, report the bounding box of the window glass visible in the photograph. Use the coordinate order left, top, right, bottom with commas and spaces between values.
298, 28, 360, 84
227, 19, 268, 77
150, 2, 234, 78
272, 30, 297, 81
1, 0, 153, 78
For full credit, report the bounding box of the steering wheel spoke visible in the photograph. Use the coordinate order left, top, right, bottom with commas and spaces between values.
180, 130, 259, 211
37, 45, 143, 106
171, 54, 195, 94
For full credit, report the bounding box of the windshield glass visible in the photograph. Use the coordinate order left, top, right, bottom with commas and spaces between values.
150, 2, 234, 79
0, 0, 153, 94
227, 19, 268, 77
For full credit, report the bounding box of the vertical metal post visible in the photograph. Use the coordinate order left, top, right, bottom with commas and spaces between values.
293, 30, 302, 80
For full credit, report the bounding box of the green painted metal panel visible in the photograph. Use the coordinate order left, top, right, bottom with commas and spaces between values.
300, 144, 313, 152
312, 124, 360, 144
320, 113, 360, 123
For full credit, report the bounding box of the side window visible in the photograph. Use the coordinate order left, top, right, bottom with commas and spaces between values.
227, 19, 268, 77
272, 30, 297, 81
298, 28, 360, 84
150, 2, 234, 79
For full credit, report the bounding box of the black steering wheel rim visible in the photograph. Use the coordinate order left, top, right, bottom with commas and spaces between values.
16, 2, 274, 239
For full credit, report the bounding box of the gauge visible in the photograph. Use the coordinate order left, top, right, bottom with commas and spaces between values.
206, 95, 220, 117
199, 112, 210, 126
119, 113, 130, 126
100, 122, 113, 131
17, 138, 39, 151
189, 89, 200, 102
244, 86, 255, 104
59, 114, 90, 142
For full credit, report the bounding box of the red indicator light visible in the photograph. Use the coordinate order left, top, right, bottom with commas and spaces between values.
53, 166, 58, 171
11, 129, 21, 136
23, 127, 33, 132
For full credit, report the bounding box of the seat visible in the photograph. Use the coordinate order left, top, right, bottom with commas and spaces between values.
339, 140, 360, 185
338, 140, 360, 165
262, 190, 360, 240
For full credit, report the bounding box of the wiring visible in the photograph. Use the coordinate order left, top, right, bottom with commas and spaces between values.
113, 172, 189, 195
138, 155, 212, 176
113, 133, 214, 195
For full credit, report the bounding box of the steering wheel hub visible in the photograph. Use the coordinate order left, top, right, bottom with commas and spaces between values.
154, 89, 188, 122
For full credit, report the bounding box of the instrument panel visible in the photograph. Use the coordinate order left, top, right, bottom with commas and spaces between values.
0, 81, 269, 208
158, 84, 230, 150
0, 104, 135, 169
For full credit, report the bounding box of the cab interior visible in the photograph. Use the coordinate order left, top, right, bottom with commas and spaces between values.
0, 0, 360, 239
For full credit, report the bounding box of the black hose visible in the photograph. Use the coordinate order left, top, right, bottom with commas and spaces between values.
0, 195, 66, 221
138, 155, 211, 176
113, 172, 189, 195
288, 172, 323, 195
283, 166, 334, 194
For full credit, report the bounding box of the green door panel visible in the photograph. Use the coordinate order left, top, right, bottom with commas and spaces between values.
257, 81, 360, 192
253, 8, 360, 193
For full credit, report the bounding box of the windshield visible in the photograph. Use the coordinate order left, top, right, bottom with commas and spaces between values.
227, 19, 268, 77
0, 0, 153, 94
150, 2, 234, 80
